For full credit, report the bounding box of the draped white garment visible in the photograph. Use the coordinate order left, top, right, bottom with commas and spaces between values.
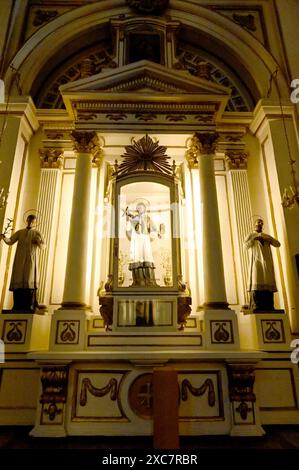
126, 214, 157, 266
244, 232, 280, 292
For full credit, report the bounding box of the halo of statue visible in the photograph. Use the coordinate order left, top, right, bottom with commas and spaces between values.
23, 209, 41, 228
131, 198, 151, 211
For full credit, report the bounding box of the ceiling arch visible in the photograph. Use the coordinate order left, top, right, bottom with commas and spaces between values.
4, 0, 288, 108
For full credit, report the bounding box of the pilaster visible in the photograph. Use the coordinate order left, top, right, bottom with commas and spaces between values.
225, 150, 252, 306
250, 99, 299, 333
37, 149, 63, 307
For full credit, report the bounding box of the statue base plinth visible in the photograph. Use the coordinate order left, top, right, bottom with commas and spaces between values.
0, 312, 51, 352
198, 309, 240, 350
49, 309, 92, 351
239, 310, 291, 351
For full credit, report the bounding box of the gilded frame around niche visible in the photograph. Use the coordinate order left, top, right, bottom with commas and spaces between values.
113, 171, 180, 293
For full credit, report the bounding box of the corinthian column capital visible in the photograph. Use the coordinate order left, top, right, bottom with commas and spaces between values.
70, 131, 99, 155
39, 149, 64, 169
225, 151, 248, 170
194, 132, 219, 155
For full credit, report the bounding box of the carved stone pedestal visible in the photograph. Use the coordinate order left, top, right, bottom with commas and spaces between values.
198, 310, 240, 350
239, 311, 291, 351
49, 310, 91, 351
0, 312, 51, 352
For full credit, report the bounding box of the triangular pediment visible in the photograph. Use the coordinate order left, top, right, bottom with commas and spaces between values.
60, 60, 231, 125
60, 60, 230, 96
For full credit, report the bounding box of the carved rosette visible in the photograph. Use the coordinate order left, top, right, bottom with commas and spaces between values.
126, 0, 169, 14
128, 373, 153, 419
227, 363, 256, 421
194, 132, 219, 155
33, 9, 58, 27
232, 13, 256, 32
39, 149, 63, 169
40, 365, 69, 421
225, 151, 248, 170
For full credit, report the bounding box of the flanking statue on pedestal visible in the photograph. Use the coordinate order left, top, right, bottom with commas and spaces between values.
1, 213, 45, 313
244, 218, 281, 312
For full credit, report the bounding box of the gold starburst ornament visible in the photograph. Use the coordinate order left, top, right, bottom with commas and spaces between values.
116, 134, 172, 176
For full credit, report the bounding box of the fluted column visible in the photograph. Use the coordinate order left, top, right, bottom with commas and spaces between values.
37, 149, 63, 306
225, 152, 252, 305
62, 131, 100, 308
195, 132, 228, 309
185, 139, 204, 308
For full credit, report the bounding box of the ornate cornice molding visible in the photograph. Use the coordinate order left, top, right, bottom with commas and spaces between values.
106, 76, 184, 93
74, 101, 217, 114
225, 151, 248, 170
194, 132, 219, 155
39, 149, 64, 169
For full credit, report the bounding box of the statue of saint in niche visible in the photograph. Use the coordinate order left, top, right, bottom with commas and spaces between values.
125, 199, 163, 287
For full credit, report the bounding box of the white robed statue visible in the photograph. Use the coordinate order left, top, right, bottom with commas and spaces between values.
125, 200, 160, 287
0, 214, 45, 312
244, 218, 280, 312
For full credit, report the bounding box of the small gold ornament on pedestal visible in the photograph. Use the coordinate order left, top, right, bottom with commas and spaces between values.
161, 252, 172, 287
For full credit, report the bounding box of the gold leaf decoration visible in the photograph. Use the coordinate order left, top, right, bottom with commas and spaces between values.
115, 134, 172, 176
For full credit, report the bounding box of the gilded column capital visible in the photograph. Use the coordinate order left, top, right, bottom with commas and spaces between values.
225, 151, 248, 170
185, 136, 200, 169
39, 148, 63, 169
194, 132, 219, 155
70, 131, 99, 155
92, 151, 103, 168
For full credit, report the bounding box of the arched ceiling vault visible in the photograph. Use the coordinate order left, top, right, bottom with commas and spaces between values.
4, 1, 288, 110
33, 21, 256, 112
